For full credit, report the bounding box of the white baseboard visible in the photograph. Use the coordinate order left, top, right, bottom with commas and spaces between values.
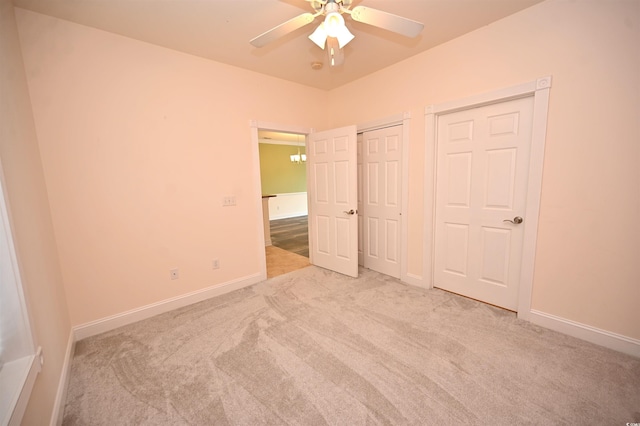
73, 273, 263, 341
49, 332, 74, 426
402, 272, 425, 288
5, 349, 41, 426
528, 309, 640, 358
52, 273, 264, 425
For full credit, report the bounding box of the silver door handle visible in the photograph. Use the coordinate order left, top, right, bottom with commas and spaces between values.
503, 216, 523, 224
343, 209, 356, 215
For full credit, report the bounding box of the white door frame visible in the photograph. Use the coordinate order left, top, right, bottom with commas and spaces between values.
250, 120, 314, 281
423, 76, 552, 319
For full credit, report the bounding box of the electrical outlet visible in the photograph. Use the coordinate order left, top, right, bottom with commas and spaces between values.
212, 259, 220, 270
223, 196, 236, 207
170, 268, 179, 280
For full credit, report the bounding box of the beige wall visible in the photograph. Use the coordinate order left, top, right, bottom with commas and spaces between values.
329, 0, 640, 339
0, 0, 71, 423
15, 8, 330, 326
8, 1, 639, 421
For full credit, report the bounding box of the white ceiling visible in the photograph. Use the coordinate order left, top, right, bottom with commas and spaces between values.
12, 0, 544, 91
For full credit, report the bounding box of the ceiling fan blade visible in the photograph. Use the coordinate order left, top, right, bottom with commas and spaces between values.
250, 13, 317, 48
349, 6, 424, 38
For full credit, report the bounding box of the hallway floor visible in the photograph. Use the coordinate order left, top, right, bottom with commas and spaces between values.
266, 215, 310, 278
265, 245, 310, 278
270, 216, 308, 258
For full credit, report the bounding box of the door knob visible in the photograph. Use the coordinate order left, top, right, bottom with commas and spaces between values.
343, 209, 356, 215
503, 216, 523, 224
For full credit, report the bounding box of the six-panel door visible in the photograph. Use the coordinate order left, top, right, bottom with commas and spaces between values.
309, 126, 358, 278
434, 96, 534, 310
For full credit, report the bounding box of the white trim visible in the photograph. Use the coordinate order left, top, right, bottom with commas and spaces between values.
49, 333, 74, 426
250, 121, 269, 282
423, 111, 437, 290
399, 115, 415, 285
529, 310, 640, 358
357, 113, 406, 133
258, 139, 305, 147
73, 273, 263, 340
424, 76, 552, 315
0, 163, 40, 426
251, 120, 311, 136
402, 272, 426, 288
427, 77, 550, 115
0, 347, 42, 426
516, 78, 552, 319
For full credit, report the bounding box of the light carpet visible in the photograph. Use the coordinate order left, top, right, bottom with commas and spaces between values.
63, 266, 640, 425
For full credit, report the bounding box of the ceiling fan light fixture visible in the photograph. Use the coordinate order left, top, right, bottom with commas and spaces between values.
251, 0, 424, 69
335, 24, 355, 48
323, 11, 344, 37
308, 23, 328, 49
310, 11, 354, 51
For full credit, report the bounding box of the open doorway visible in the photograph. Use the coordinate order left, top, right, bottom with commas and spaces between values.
257, 130, 310, 277
251, 114, 411, 284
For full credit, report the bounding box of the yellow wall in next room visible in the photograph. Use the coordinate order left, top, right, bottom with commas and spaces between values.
259, 143, 307, 195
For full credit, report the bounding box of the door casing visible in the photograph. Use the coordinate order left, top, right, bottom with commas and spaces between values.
250, 120, 313, 282
424, 76, 552, 319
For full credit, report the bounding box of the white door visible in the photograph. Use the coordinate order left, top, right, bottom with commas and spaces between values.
357, 126, 402, 278
434, 96, 534, 310
308, 126, 358, 277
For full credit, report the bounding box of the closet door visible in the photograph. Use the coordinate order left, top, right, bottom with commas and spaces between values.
360, 126, 402, 278
433, 96, 534, 310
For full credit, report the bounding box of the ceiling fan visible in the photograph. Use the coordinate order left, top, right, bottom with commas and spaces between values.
250, 0, 424, 66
